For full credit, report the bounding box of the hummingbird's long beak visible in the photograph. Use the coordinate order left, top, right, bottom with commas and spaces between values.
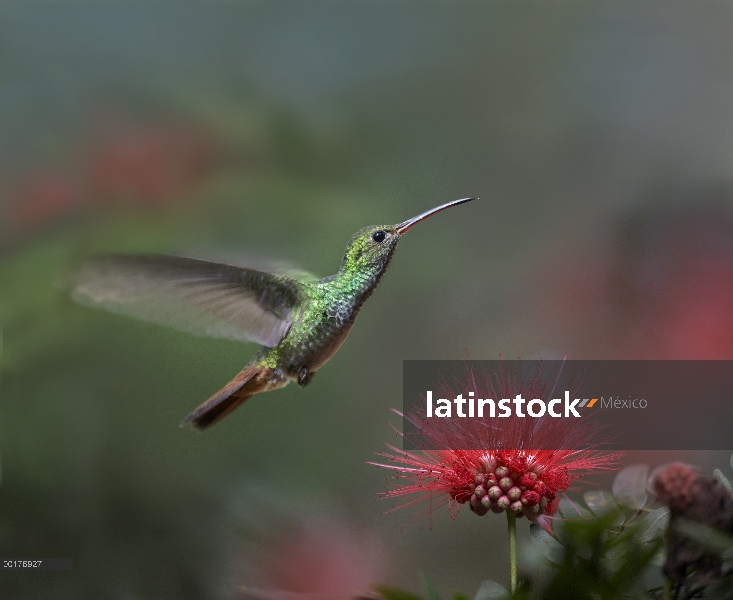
396, 197, 475, 234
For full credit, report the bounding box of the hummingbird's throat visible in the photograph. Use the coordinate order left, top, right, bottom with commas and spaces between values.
331, 243, 397, 322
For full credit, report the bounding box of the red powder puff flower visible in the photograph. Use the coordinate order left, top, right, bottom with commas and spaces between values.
371, 362, 622, 531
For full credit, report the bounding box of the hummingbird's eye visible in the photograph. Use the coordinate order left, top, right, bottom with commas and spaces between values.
371, 230, 386, 243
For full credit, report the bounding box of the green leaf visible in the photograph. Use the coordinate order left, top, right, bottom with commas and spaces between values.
612, 464, 649, 510
674, 518, 733, 554
583, 490, 616, 516
603, 538, 628, 570
730, 454, 733, 471
650, 546, 666, 567
474, 580, 509, 600
374, 585, 424, 600
452, 595, 471, 600
421, 575, 442, 600
714, 468, 733, 493
530, 522, 564, 565
584, 491, 626, 528
635, 506, 670, 543
722, 545, 733, 572
559, 497, 592, 520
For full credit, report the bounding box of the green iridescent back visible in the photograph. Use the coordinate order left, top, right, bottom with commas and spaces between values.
254, 224, 402, 373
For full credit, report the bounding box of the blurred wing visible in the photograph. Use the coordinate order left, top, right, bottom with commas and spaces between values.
72, 254, 304, 347
186, 254, 321, 283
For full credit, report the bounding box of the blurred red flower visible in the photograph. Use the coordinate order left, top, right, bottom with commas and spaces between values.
531, 198, 733, 359
2, 118, 220, 246
89, 121, 217, 205
259, 516, 387, 596
8, 171, 85, 232
371, 363, 622, 531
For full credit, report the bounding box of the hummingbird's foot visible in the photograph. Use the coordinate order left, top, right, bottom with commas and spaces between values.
297, 367, 314, 387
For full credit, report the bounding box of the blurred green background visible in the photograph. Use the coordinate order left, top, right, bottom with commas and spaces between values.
2, 1, 733, 598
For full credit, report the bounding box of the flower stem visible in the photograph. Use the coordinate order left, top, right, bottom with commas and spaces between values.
507, 511, 517, 594
663, 578, 672, 600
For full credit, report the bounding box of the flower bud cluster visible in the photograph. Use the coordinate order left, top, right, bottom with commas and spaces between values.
460, 455, 564, 518
652, 462, 701, 511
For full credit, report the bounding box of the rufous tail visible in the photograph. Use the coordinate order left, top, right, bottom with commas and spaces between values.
181, 365, 270, 430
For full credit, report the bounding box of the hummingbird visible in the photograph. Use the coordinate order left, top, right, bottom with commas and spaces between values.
73, 197, 474, 430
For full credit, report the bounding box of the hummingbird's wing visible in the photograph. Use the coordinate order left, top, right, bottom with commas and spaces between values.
72, 254, 304, 348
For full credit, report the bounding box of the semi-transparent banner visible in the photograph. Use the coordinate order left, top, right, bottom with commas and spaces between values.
402, 360, 733, 450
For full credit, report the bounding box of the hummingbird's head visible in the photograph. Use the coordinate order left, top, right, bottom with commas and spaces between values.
339, 198, 475, 276
340, 224, 403, 275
